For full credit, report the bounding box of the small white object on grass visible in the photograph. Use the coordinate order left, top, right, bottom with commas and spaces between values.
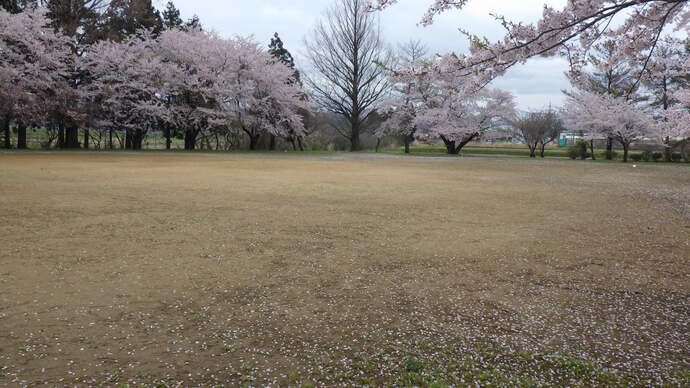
633, 165, 637, 168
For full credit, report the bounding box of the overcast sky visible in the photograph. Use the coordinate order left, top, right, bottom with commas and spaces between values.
159, 0, 572, 110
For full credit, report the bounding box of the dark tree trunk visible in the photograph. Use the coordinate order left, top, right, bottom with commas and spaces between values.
248, 134, 260, 151
83, 128, 90, 149
440, 136, 459, 154
17, 122, 27, 149
622, 142, 630, 163
375, 138, 382, 153
442, 133, 479, 155
404, 133, 415, 154
57, 123, 65, 148
109, 129, 114, 150
297, 137, 304, 151
350, 126, 361, 152
64, 123, 80, 149
184, 130, 198, 150
540, 143, 546, 158
164, 126, 172, 150
590, 140, 596, 160
529, 144, 537, 158
2, 115, 11, 149
125, 130, 133, 150
605, 137, 613, 160
133, 129, 144, 150
663, 137, 672, 162
269, 134, 276, 151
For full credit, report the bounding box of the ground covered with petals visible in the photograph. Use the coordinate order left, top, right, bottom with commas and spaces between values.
0, 152, 688, 387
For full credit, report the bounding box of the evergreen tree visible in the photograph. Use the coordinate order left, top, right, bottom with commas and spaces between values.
44, 0, 104, 46
184, 14, 201, 31
269, 33, 300, 84
99, 0, 163, 41
161, 0, 182, 30
0, 0, 22, 13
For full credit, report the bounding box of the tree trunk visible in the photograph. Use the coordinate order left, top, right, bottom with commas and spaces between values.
529, 144, 537, 158
83, 128, 90, 149
350, 123, 361, 152
164, 126, 172, 150
441, 136, 459, 155
2, 115, 11, 149
133, 129, 144, 150
184, 130, 197, 150
663, 137, 672, 162
590, 140, 596, 160
17, 122, 27, 149
456, 133, 479, 154
57, 122, 65, 148
622, 142, 630, 163
540, 143, 546, 158
64, 123, 80, 149
297, 137, 305, 151
109, 129, 114, 150
269, 134, 276, 151
605, 137, 613, 160
248, 134, 260, 151
375, 138, 382, 153
404, 132, 417, 154
125, 130, 133, 150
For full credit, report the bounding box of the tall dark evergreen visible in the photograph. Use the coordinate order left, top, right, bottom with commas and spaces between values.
0, 0, 22, 13
269, 32, 300, 84
161, 0, 182, 29
99, 0, 163, 41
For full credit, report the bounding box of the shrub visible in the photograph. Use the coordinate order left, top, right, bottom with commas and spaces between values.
604, 150, 618, 160
671, 152, 682, 162
652, 152, 664, 162
630, 154, 642, 162
568, 141, 588, 160
641, 150, 653, 162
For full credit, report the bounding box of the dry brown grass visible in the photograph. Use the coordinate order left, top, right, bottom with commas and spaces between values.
0, 152, 688, 386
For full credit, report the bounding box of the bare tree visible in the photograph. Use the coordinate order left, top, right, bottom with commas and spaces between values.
510, 109, 563, 158
398, 39, 429, 65
304, 0, 393, 151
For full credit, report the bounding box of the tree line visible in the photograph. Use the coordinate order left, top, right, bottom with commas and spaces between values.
2, 0, 689, 156
0, 0, 308, 152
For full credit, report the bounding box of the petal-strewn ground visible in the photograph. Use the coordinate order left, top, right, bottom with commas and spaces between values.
0, 152, 688, 387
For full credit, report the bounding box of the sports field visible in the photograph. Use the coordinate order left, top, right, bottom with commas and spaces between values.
0, 152, 688, 386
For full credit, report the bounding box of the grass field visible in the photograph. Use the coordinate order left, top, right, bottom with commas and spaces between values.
0, 152, 688, 387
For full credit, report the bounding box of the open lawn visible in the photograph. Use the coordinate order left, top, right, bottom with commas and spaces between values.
0, 152, 688, 387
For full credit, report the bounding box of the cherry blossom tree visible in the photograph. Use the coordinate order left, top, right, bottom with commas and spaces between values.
0, 6, 72, 149
643, 38, 690, 159
380, 56, 515, 155
565, 91, 654, 162
153, 29, 307, 150
369, 1, 689, 91
377, 61, 433, 153
84, 31, 171, 149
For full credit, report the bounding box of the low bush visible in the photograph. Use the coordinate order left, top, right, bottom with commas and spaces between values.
630, 154, 642, 162
568, 141, 589, 160
652, 152, 664, 162
604, 150, 618, 160
671, 152, 682, 162
641, 150, 653, 162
